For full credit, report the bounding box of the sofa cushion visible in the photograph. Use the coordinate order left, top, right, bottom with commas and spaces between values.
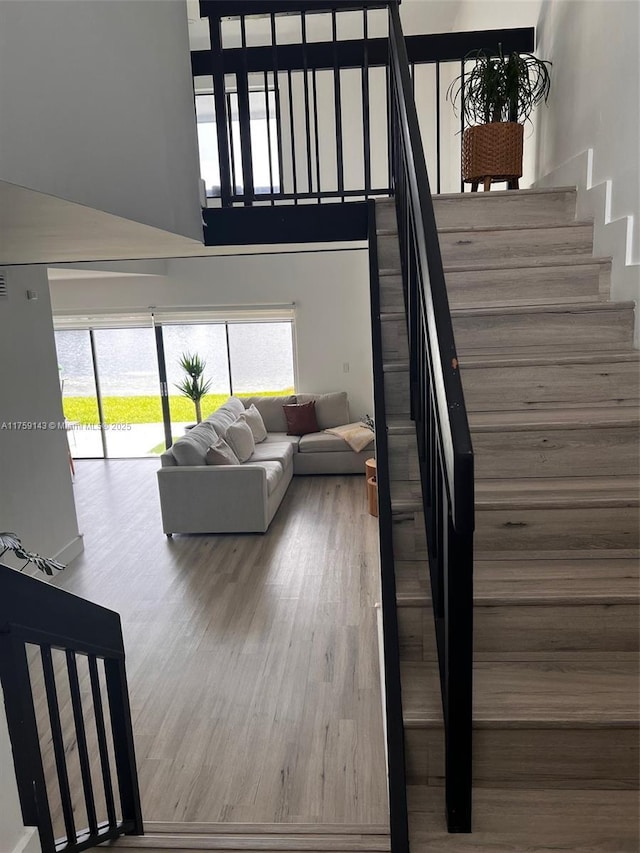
225, 419, 255, 462
295, 392, 349, 429
241, 395, 296, 433
240, 404, 268, 443
205, 436, 240, 466
242, 461, 283, 496
283, 401, 319, 436
262, 433, 300, 451
205, 396, 244, 435
298, 431, 351, 453
249, 441, 294, 467
172, 421, 218, 466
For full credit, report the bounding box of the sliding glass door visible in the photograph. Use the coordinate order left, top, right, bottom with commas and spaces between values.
54, 318, 296, 459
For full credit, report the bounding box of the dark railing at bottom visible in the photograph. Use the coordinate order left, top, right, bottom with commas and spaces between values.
0, 564, 143, 853
389, 4, 475, 833
368, 199, 410, 853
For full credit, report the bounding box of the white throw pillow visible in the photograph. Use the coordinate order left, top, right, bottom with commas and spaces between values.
205, 436, 240, 466
225, 419, 255, 463
240, 404, 268, 443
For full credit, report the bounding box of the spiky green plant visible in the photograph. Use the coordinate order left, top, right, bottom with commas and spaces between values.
175, 352, 212, 423
447, 46, 551, 126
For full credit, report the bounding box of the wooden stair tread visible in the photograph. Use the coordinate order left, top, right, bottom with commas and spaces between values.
377, 187, 578, 203
406, 786, 639, 852
443, 254, 612, 272
468, 406, 640, 431
401, 659, 639, 727
395, 556, 640, 605
451, 300, 634, 318
460, 348, 640, 368
143, 825, 390, 837
475, 476, 639, 509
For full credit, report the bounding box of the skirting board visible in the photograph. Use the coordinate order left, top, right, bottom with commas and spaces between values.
9, 828, 40, 853
534, 148, 640, 346
54, 533, 84, 566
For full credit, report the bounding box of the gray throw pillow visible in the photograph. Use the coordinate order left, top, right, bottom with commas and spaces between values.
225, 419, 255, 463
205, 436, 240, 466
295, 392, 349, 429
240, 405, 268, 443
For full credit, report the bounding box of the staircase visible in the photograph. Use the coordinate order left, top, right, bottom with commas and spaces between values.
375, 187, 640, 851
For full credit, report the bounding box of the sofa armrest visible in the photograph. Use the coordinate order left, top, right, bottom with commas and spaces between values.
156, 464, 270, 534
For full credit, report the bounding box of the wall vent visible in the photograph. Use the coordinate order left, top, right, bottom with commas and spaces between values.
0, 271, 7, 301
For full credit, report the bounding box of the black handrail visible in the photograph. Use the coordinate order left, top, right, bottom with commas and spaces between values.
0, 564, 143, 853
388, 3, 474, 833
368, 199, 410, 853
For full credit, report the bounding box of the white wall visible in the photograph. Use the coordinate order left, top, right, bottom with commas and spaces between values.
0, 687, 41, 853
49, 250, 375, 419
0, 689, 41, 853
534, 0, 639, 327
0, 268, 83, 567
0, 0, 202, 242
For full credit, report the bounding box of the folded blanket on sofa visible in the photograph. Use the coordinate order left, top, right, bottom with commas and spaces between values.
324, 422, 374, 452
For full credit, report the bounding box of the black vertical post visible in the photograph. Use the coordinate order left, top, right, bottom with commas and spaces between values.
227, 93, 238, 195
332, 10, 344, 200
40, 645, 77, 845
287, 69, 299, 203
154, 324, 173, 450
225, 323, 234, 396
104, 656, 143, 836
270, 14, 285, 198
459, 58, 465, 193
66, 650, 98, 836
443, 520, 473, 832
264, 70, 274, 201
208, 16, 233, 207
89, 329, 108, 459
436, 61, 441, 194
362, 8, 371, 197
237, 16, 255, 204
311, 67, 322, 202
300, 12, 314, 196
0, 631, 56, 853
88, 656, 118, 830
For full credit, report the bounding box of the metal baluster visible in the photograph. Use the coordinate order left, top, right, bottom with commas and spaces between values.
237, 16, 255, 204
88, 656, 118, 830
332, 10, 344, 200
362, 9, 371, 197
300, 12, 313, 197
264, 70, 274, 203
66, 650, 98, 836
270, 14, 285, 198
286, 69, 298, 204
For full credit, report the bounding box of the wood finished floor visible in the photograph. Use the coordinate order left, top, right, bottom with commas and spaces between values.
53, 460, 389, 827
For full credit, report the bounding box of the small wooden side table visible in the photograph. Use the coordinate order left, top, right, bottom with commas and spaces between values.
365, 458, 378, 518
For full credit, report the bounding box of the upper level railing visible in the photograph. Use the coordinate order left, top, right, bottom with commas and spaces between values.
0, 565, 143, 853
388, 5, 475, 832
192, 1, 533, 206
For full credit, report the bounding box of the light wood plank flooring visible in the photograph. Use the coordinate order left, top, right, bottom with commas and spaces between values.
53, 460, 389, 827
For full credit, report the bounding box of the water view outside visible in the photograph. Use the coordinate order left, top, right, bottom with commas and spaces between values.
55, 323, 295, 459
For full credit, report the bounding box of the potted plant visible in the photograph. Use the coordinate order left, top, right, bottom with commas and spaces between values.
0, 532, 65, 575
447, 46, 551, 191
175, 352, 212, 424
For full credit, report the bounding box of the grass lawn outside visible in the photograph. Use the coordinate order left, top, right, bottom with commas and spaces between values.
63, 390, 295, 425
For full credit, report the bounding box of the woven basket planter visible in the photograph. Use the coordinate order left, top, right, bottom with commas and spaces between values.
462, 122, 524, 183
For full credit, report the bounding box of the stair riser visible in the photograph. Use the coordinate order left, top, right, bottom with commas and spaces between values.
433, 191, 578, 229
376, 191, 578, 233
383, 371, 410, 416
438, 225, 594, 265
405, 727, 639, 789
398, 603, 640, 660
475, 506, 639, 552
472, 426, 640, 479
381, 317, 409, 360
392, 511, 427, 561
388, 434, 420, 481
452, 308, 634, 353
379, 275, 404, 312
460, 361, 640, 411
445, 263, 609, 308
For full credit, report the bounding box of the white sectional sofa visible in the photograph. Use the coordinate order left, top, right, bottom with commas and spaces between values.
157, 392, 374, 535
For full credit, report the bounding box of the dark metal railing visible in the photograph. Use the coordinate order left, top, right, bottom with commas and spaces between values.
367, 199, 409, 853
388, 3, 475, 833
193, 2, 533, 206
0, 564, 143, 853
